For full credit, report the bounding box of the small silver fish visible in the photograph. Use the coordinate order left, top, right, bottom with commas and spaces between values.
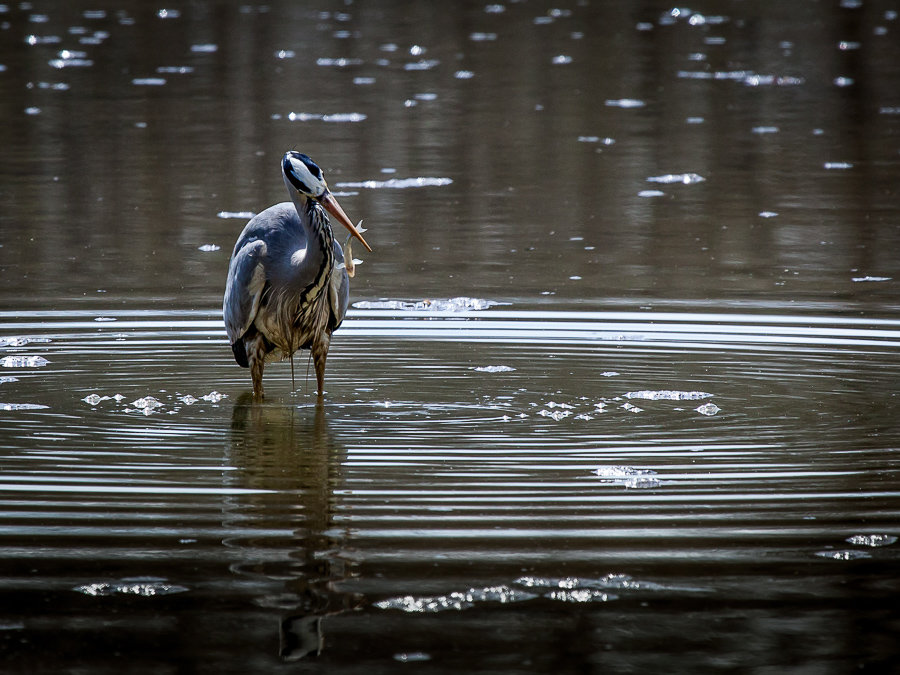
342, 220, 367, 278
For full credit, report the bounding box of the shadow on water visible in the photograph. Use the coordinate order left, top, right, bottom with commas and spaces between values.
226, 394, 359, 663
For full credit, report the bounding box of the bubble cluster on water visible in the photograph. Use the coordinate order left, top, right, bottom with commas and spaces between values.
538, 408, 572, 421
82, 393, 125, 406
625, 390, 713, 401
815, 550, 871, 561
490, 387, 726, 424
595, 466, 661, 488
845, 533, 897, 547
353, 296, 501, 311
374, 585, 536, 613
82, 391, 225, 415
74, 577, 189, 597
547, 589, 615, 602
132, 396, 163, 410
1, 355, 49, 368
375, 571, 698, 613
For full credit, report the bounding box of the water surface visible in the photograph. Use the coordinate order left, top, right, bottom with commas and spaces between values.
1, 1, 899, 672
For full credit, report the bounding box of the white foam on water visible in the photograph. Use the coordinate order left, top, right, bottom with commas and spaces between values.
1, 356, 49, 368
0, 403, 49, 411
354, 297, 500, 312
473, 365, 516, 373
625, 390, 713, 401
845, 534, 897, 547
74, 577, 189, 597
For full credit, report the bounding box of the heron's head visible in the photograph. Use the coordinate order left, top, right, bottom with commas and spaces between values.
282, 151, 372, 252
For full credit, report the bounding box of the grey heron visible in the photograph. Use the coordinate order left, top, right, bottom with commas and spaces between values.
223, 151, 372, 398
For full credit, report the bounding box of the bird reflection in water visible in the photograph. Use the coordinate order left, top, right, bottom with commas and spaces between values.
227, 394, 361, 661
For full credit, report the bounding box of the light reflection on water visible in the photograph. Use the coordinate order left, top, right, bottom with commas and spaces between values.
1, 0, 899, 670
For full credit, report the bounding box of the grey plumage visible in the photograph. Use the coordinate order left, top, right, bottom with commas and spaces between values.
223, 152, 370, 398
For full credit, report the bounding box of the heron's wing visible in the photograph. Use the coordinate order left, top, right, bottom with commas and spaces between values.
329, 238, 350, 331
223, 238, 268, 344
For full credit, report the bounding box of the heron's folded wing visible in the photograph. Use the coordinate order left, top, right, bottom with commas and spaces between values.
223, 238, 268, 344
329, 238, 350, 331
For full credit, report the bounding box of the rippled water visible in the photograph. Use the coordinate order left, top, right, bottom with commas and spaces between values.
1, 306, 898, 671
1, 0, 899, 672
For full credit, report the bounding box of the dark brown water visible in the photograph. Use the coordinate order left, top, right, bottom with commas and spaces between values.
1, 1, 899, 672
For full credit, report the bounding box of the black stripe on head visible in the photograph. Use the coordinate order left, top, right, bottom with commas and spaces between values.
282, 151, 324, 195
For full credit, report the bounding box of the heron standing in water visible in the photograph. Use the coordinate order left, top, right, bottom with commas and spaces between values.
223, 151, 372, 398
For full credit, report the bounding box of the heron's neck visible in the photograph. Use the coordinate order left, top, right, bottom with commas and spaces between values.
290, 194, 332, 243
290, 194, 335, 275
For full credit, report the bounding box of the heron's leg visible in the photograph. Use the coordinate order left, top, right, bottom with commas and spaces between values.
246, 334, 268, 399
311, 333, 330, 396
251, 359, 265, 399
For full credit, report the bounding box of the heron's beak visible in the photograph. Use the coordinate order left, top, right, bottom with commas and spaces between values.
320, 191, 372, 252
